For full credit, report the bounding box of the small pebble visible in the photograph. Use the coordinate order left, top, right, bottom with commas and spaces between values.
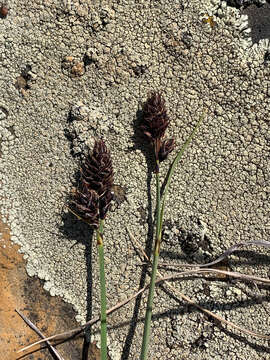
15, 76, 27, 90
0, 5, 8, 18
71, 62, 85, 77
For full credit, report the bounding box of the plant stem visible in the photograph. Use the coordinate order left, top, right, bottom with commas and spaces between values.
155, 167, 162, 244
97, 219, 107, 360
140, 161, 162, 360
140, 111, 206, 359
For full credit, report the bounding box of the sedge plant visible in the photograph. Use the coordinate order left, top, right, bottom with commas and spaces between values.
69, 139, 114, 360
16, 94, 270, 359
17, 96, 270, 360
139, 92, 205, 359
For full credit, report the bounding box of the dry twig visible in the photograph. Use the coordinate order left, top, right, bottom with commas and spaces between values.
157, 239, 270, 269
18, 233, 270, 354
127, 228, 270, 340
16, 309, 65, 360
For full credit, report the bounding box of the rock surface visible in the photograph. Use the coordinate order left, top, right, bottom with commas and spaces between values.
0, 0, 269, 359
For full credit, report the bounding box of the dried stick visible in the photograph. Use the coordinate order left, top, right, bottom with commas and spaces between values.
127, 228, 270, 340
16, 309, 65, 360
155, 268, 270, 285
18, 235, 270, 354
157, 239, 270, 269
18, 285, 148, 353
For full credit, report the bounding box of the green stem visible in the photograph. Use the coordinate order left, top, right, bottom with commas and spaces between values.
97, 220, 107, 360
140, 162, 162, 360
140, 111, 206, 359
155, 166, 161, 242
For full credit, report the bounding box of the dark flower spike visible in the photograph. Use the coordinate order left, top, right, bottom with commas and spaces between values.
77, 139, 114, 222
140, 92, 172, 172
158, 138, 175, 162
70, 182, 100, 228
67, 138, 113, 357
99, 189, 114, 219
81, 139, 114, 196
141, 92, 170, 142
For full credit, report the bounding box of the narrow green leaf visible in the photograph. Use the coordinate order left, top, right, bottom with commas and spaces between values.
140, 111, 206, 359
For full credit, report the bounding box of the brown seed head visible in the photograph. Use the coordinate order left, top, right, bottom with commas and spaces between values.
70, 139, 114, 224
158, 138, 175, 162
81, 139, 114, 196
99, 189, 114, 220
141, 92, 169, 142
70, 182, 100, 228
